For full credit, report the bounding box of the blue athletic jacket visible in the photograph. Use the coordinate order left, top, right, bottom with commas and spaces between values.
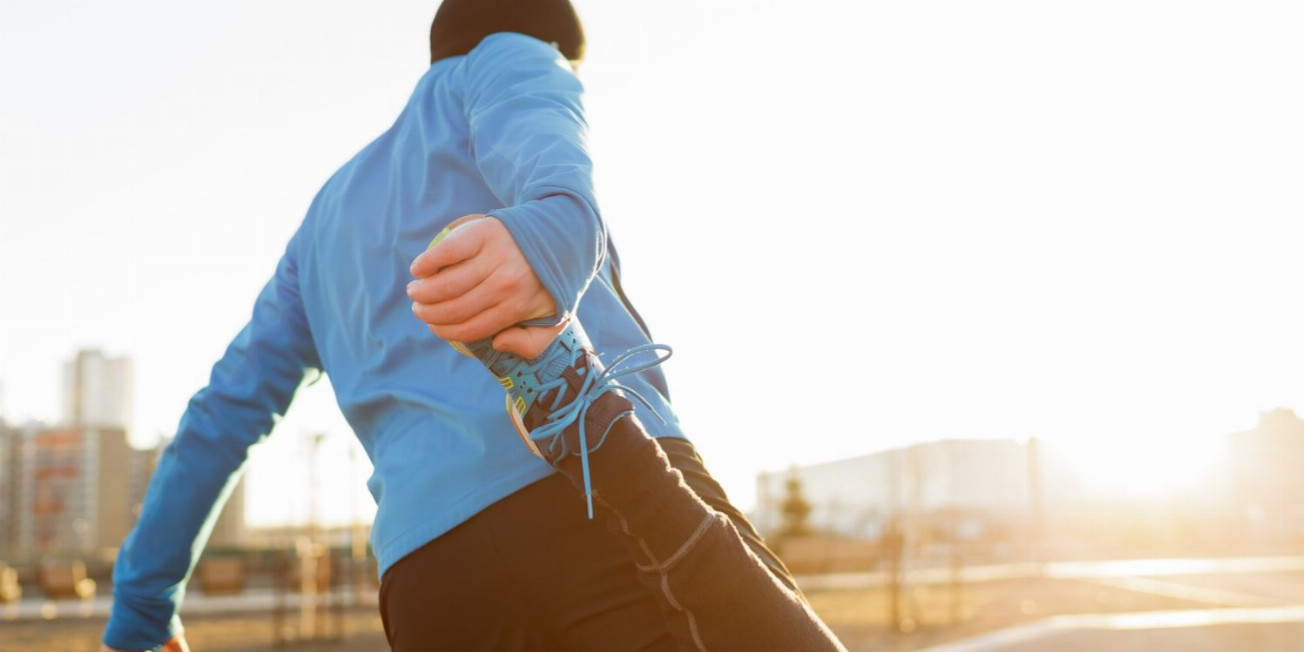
103, 33, 684, 650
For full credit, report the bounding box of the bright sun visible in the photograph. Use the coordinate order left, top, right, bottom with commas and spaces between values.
1060, 440, 1224, 498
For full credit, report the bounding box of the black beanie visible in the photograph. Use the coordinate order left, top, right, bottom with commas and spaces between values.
429, 0, 585, 64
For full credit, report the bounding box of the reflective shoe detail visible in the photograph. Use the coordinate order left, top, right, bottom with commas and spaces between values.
425, 227, 673, 517
468, 320, 671, 519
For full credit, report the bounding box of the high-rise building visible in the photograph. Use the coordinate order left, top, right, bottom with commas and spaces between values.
127, 442, 161, 523
0, 420, 22, 552
62, 349, 132, 431
18, 426, 133, 552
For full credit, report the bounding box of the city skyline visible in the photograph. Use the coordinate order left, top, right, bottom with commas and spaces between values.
0, 344, 1292, 535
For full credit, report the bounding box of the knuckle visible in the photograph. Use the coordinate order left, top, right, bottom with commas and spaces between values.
454, 237, 477, 257
490, 273, 516, 294
425, 277, 454, 302
445, 303, 472, 324
501, 276, 522, 295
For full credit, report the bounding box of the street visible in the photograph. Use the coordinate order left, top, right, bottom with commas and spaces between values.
7, 556, 1304, 651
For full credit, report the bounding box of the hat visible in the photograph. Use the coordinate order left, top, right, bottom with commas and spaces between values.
430, 0, 585, 63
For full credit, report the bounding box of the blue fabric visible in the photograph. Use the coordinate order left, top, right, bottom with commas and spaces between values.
104, 32, 683, 651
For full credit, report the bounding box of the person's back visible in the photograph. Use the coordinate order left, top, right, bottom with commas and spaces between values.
101, 3, 846, 651
100, 25, 684, 652
294, 35, 683, 570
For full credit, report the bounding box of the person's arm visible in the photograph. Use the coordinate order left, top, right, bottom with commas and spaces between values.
408, 33, 604, 348
102, 230, 321, 651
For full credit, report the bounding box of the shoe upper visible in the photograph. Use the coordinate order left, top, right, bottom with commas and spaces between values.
455, 321, 671, 518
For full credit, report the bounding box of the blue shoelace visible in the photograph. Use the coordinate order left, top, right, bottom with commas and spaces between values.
526, 342, 673, 519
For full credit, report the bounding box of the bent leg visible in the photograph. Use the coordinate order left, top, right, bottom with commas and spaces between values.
448, 319, 842, 650
658, 437, 802, 596
551, 417, 847, 652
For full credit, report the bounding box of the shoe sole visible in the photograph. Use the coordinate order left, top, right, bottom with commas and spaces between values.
506, 393, 545, 459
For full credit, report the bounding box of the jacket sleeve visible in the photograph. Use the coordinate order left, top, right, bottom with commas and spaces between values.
462, 32, 606, 324
102, 231, 321, 651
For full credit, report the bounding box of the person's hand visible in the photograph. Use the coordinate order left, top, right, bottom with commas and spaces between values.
408, 214, 559, 357
101, 634, 189, 652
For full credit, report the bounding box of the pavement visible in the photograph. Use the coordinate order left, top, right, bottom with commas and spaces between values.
0, 588, 376, 622
918, 606, 1304, 652
796, 554, 1304, 592
900, 557, 1304, 652
11, 555, 1304, 651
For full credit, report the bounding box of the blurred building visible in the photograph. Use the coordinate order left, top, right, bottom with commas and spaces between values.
246, 522, 365, 550
62, 349, 132, 431
125, 436, 248, 549
755, 439, 1035, 541
1229, 408, 1304, 541
17, 426, 133, 552
0, 420, 23, 552
209, 473, 247, 548
4, 349, 247, 554
127, 443, 161, 522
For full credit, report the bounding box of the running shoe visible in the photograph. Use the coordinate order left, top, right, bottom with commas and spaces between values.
426, 226, 670, 517
454, 321, 670, 519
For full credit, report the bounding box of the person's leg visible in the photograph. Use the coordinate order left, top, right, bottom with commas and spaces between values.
564, 418, 846, 652
379, 503, 539, 651
456, 322, 846, 651
379, 473, 677, 652
657, 437, 802, 596
507, 476, 679, 652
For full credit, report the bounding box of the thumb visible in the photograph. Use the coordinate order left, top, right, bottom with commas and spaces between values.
492, 322, 568, 360
410, 214, 488, 278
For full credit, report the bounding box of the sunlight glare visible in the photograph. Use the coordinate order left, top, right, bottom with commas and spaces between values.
1065, 440, 1222, 498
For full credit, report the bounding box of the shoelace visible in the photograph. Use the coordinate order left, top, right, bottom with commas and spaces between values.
528, 342, 673, 519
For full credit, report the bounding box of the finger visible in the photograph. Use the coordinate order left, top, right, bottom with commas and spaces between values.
406, 258, 493, 305
444, 213, 487, 231
410, 226, 483, 278
411, 287, 500, 327
411, 263, 534, 326
428, 300, 525, 344
492, 323, 568, 359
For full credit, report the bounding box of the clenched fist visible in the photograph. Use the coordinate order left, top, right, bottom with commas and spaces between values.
408, 214, 561, 358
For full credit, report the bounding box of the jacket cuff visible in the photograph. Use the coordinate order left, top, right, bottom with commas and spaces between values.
103, 589, 183, 651
489, 193, 603, 323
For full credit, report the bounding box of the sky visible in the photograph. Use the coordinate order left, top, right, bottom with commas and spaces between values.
2, 0, 1303, 525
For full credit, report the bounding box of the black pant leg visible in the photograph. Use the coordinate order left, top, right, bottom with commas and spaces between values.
379, 473, 676, 652
553, 418, 847, 652
658, 437, 803, 596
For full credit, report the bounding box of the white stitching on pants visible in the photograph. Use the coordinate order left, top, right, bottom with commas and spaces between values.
658, 514, 714, 573
599, 497, 709, 652
598, 495, 658, 569
662, 570, 707, 652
